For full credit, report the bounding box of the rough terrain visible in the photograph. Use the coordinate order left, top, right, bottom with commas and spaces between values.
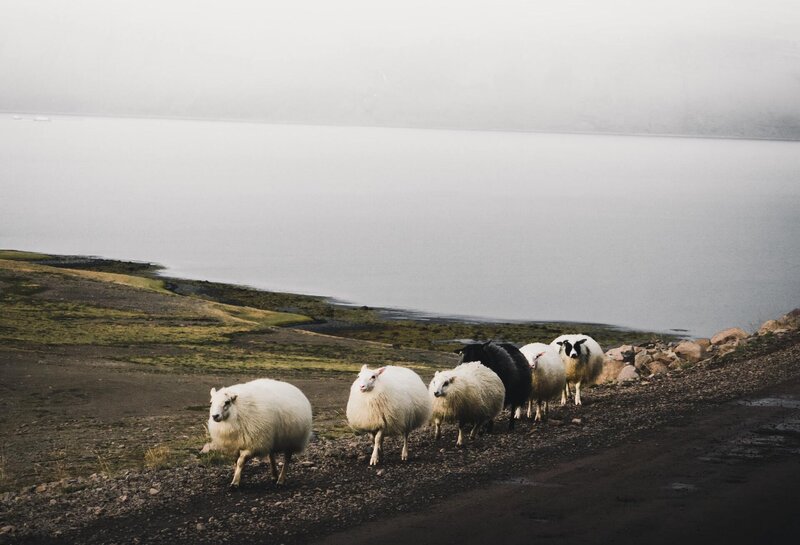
1, 251, 798, 544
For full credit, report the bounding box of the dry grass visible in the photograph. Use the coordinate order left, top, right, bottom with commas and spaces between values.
144, 446, 173, 470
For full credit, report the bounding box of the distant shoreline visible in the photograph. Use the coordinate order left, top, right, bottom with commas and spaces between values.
4, 110, 800, 143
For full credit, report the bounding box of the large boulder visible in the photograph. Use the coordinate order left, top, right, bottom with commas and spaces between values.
616, 365, 639, 383
694, 338, 711, 350
710, 327, 749, 346
758, 319, 787, 336
674, 340, 705, 363
598, 359, 626, 383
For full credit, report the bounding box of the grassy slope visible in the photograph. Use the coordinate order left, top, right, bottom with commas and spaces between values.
0, 250, 675, 375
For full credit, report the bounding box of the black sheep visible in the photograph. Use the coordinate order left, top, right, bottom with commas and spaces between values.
457, 341, 533, 430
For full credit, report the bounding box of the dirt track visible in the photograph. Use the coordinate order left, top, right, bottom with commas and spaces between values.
2, 331, 799, 544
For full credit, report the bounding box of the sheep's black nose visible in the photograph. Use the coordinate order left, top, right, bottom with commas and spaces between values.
434, 391, 443, 397
212, 414, 222, 422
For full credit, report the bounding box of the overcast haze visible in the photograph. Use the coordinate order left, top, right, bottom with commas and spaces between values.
2, 0, 799, 138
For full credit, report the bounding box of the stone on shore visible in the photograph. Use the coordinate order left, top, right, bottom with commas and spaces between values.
598, 359, 626, 383
710, 327, 749, 346
616, 365, 639, 383
674, 340, 705, 363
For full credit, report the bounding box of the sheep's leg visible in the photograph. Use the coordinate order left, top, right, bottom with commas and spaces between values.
485, 419, 494, 434
369, 430, 383, 466
562, 382, 571, 405
575, 381, 582, 406
544, 401, 550, 415
514, 406, 522, 420
231, 449, 252, 487
508, 407, 516, 430
469, 423, 479, 439
456, 424, 465, 447
267, 453, 279, 481
401, 433, 410, 461
276, 453, 291, 485
434, 419, 442, 440
535, 401, 543, 422
526, 399, 533, 419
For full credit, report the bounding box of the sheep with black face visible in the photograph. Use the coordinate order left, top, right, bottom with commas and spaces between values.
551, 334, 604, 406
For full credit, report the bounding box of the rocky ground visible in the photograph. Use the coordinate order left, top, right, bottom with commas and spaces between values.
2, 324, 799, 544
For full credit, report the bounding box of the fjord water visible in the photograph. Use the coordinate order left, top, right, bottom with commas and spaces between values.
2, 115, 799, 336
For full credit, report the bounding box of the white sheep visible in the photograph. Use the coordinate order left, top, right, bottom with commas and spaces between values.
346, 365, 432, 466
551, 334, 604, 406
203, 378, 312, 487
429, 361, 505, 446
519, 342, 567, 420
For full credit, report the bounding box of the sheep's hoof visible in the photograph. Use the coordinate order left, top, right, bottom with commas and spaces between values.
369, 457, 379, 466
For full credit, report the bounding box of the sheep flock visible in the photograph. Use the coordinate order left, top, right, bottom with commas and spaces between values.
205, 334, 604, 486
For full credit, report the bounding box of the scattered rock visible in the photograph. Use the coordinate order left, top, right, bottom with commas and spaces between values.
674, 341, 705, 363
617, 365, 640, 383
571, 418, 582, 425
694, 338, 711, 350
598, 359, 626, 383
634, 353, 652, 370
35, 484, 47, 493
605, 345, 633, 362
711, 327, 749, 346
196, 523, 205, 532
0, 525, 15, 535
645, 361, 669, 376
148, 488, 159, 496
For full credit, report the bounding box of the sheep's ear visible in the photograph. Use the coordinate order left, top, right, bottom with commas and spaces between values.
449, 376, 456, 382
575, 338, 588, 346
210, 387, 217, 397
483, 340, 492, 346
361, 364, 369, 372
375, 367, 386, 376
556, 341, 564, 346
229, 394, 238, 403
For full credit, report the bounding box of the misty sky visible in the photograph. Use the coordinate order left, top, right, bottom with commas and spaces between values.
1, 0, 799, 138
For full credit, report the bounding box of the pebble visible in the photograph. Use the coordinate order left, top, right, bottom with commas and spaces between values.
571, 418, 583, 425
148, 488, 159, 495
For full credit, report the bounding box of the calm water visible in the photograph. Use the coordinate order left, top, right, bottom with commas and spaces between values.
2, 115, 799, 337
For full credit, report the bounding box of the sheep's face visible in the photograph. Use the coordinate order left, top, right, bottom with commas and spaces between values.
558, 339, 587, 360
430, 372, 455, 398
355, 365, 385, 393
209, 387, 238, 423
530, 352, 546, 370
